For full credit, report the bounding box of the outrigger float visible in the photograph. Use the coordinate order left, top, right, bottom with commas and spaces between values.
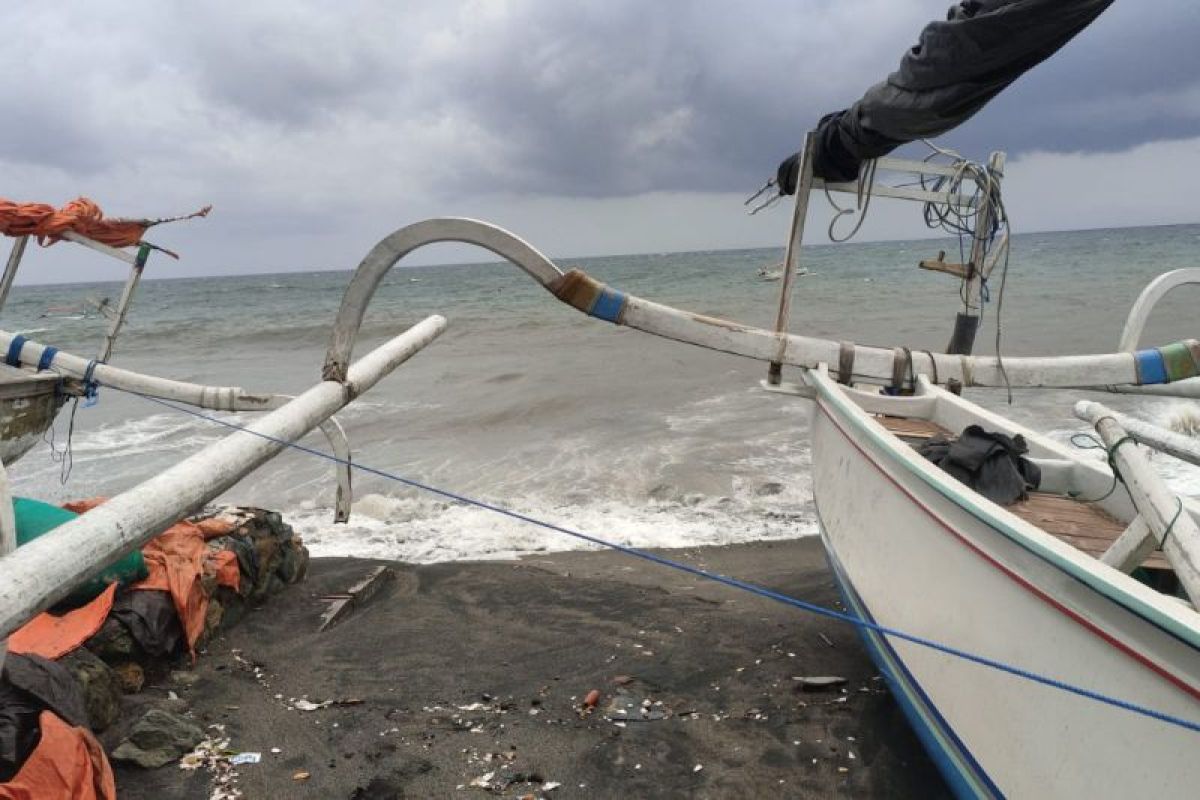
0, 142, 1198, 796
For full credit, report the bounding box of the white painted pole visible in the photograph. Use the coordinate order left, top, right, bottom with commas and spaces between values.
767, 131, 816, 386
0, 459, 14, 556
0, 314, 446, 639
1075, 400, 1200, 604
308, 217, 1200, 396
0, 236, 29, 315
1073, 403, 1200, 469
0, 331, 356, 522
95, 244, 149, 363
0, 331, 274, 411
59, 230, 137, 265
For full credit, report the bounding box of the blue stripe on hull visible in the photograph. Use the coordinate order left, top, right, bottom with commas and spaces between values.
820, 526, 1003, 800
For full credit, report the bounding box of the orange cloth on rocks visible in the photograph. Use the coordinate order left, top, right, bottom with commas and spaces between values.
132, 521, 211, 655
208, 549, 241, 593
0, 711, 116, 800
6, 584, 117, 661
61, 498, 240, 656
132, 516, 239, 654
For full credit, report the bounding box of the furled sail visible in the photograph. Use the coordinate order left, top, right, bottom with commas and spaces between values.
778, 0, 1113, 190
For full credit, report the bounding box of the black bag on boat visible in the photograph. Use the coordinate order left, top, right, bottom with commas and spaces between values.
918, 425, 1040, 506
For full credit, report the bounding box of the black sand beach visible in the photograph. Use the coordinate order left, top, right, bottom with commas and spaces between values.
109, 539, 950, 799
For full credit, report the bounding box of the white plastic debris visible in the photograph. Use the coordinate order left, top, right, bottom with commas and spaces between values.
293, 699, 333, 712
230, 752, 261, 765
469, 771, 495, 788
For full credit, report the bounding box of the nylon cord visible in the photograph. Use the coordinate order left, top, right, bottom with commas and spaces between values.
104, 385, 1200, 736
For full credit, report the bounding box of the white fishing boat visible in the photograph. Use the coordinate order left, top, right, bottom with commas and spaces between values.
0, 4, 1188, 797
267, 131, 1198, 795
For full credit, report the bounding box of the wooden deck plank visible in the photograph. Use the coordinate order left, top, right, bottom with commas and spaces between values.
1010, 492, 1170, 571
875, 415, 951, 440
877, 414, 1174, 573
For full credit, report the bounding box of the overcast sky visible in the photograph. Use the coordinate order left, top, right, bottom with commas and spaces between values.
4, 1, 1199, 283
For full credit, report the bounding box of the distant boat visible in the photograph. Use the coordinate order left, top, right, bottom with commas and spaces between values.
757, 262, 808, 282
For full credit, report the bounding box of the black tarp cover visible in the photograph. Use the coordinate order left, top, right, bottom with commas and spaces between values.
779, 0, 1113, 188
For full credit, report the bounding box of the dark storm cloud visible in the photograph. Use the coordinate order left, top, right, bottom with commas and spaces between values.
6, 1, 1193, 199
0, 0, 1197, 282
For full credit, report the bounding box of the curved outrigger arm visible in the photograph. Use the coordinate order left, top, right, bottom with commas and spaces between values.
324, 217, 1200, 399
0, 333, 355, 522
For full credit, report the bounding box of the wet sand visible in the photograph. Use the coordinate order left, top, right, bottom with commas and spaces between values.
109, 538, 950, 799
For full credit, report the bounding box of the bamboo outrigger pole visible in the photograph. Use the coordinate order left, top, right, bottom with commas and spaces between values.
0, 315, 445, 640
317, 217, 1200, 398
1076, 400, 1200, 604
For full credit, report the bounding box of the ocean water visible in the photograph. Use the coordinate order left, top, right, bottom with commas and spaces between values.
3, 223, 1199, 562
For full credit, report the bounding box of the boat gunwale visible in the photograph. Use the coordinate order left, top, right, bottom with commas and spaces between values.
806, 368, 1200, 655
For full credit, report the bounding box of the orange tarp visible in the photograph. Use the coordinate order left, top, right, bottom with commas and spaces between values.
209, 550, 241, 594
132, 517, 238, 655
0, 712, 116, 800
51, 498, 239, 656
133, 521, 211, 655
0, 197, 210, 249
6, 584, 117, 661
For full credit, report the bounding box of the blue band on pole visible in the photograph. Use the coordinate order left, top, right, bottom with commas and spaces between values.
1134, 348, 1168, 385
36, 346, 58, 372
4, 336, 27, 368
589, 288, 626, 323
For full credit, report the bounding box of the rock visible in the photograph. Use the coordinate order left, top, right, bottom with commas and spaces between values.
113, 662, 145, 694
61, 649, 122, 731
85, 617, 139, 662
170, 670, 201, 688
201, 597, 224, 643
250, 534, 281, 600
793, 676, 848, 692
756, 482, 785, 497
215, 587, 247, 628
349, 776, 403, 800
277, 541, 308, 584
111, 709, 205, 769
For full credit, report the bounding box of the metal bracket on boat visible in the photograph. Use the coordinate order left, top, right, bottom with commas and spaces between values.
758, 379, 815, 399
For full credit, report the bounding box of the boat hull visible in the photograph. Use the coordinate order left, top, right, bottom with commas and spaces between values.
809, 376, 1200, 798
0, 367, 63, 466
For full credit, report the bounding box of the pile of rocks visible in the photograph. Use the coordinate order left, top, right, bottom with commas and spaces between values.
2, 507, 307, 775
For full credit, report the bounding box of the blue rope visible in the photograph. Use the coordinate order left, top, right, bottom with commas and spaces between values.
113, 387, 1200, 735
5, 335, 27, 367
81, 360, 101, 407
36, 346, 58, 372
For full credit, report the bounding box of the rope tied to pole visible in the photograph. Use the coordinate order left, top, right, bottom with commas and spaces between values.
1068, 430, 1137, 503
